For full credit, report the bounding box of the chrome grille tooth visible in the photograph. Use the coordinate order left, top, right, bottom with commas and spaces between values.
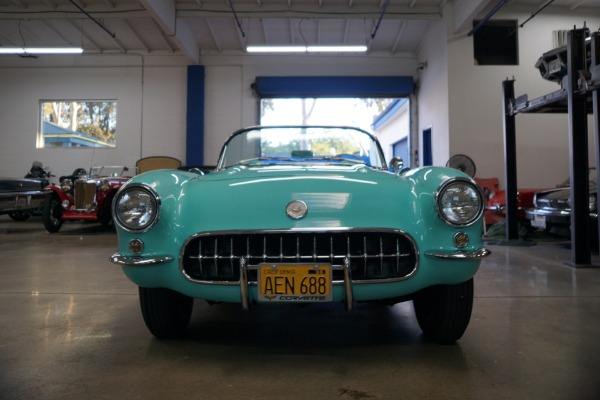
313, 235, 317, 263
330, 236, 334, 265
230, 237, 235, 276
214, 238, 219, 276
380, 236, 384, 275
363, 235, 368, 277
279, 236, 284, 262
198, 239, 203, 275
263, 236, 267, 263
396, 238, 401, 274
246, 236, 250, 261
296, 236, 300, 262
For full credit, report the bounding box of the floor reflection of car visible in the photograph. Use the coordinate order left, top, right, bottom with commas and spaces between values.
43, 165, 131, 233
110, 125, 490, 344
0, 162, 52, 221
525, 168, 597, 242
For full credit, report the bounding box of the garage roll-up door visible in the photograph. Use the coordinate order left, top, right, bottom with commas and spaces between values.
252, 76, 414, 98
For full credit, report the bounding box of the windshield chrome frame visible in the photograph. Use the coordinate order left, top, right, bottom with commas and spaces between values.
216, 125, 388, 172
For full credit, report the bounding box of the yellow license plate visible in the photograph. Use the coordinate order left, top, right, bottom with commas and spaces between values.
258, 264, 332, 302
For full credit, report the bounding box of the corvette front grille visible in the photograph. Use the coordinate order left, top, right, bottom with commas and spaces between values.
181, 229, 418, 284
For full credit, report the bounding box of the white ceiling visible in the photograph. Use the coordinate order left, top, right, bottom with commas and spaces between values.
0, 0, 598, 63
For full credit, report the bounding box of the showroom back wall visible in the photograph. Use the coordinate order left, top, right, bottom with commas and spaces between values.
0, 56, 187, 178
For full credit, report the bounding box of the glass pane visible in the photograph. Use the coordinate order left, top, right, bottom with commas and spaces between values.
39, 100, 117, 148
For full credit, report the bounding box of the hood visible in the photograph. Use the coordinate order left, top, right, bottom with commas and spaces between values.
160, 164, 417, 233
0, 178, 46, 192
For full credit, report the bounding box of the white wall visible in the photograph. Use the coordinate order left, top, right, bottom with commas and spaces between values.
415, 19, 450, 168
445, 6, 600, 188
0, 54, 188, 179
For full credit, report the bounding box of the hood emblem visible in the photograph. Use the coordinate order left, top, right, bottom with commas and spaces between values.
286, 200, 308, 219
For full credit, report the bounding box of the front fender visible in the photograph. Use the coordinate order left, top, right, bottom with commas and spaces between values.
45, 184, 72, 203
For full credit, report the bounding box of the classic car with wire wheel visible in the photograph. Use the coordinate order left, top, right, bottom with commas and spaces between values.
110, 126, 490, 343
0, 162, 52, 221
43, 165, 131, 233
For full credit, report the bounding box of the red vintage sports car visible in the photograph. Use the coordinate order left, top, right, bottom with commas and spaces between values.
42, 165, 131, 233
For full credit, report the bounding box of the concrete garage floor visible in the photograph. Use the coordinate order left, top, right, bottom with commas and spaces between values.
0, 215, 599, 400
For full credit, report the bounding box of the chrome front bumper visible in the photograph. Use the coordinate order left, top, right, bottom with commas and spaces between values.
109, 253, 173, 266
424, 248, 491, 260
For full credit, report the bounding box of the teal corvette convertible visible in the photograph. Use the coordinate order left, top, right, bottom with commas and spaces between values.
110, 126, 490, 343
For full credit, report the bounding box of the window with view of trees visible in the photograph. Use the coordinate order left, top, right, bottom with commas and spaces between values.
38, 100, 117, 148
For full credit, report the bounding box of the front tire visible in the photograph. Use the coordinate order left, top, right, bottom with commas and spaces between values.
413, 278, 474, 344
139, 287, 193, 339
42, 193, 63, 233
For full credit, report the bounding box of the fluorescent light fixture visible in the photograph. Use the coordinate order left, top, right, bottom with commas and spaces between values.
246, 45, 367, 53
307, 45, 367, 52
0, 47, 84, 54
247, 46, 307, 53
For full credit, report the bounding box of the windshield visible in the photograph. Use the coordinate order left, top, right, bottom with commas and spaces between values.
89, 165, 130, 178
217, 126, 386, 170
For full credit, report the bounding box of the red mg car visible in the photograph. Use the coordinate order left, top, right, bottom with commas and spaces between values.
42, 165, 131, 233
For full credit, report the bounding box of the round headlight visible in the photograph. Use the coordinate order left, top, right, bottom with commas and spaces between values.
436, 178, 483, 226
99, 179, 110, 192
60, 179, 73, 193
113, 184, 160, 232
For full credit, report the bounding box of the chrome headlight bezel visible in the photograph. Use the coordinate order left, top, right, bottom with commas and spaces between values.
113, 183, 160, 233
435, 177, 484, 227
60, 179, 73, 193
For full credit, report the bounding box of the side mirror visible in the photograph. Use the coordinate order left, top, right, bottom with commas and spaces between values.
389, 157, 404, 172
188, 168, 205, 176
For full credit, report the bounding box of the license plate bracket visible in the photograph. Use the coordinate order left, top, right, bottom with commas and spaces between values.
257, 263, 332, 303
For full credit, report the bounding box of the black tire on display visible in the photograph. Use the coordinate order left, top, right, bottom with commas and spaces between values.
139, 287, 194, 339
413, 278, 474, 344
97, 198, 114, 227
8, 211, 31, 221
42, 193, 63, 233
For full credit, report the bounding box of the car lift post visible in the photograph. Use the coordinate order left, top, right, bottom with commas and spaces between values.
592, 32, 600, 255
502, 79, 519, 241
567, 28, 591, 265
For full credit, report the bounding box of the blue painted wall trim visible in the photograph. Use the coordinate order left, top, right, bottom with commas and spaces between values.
253, 76, 414, 98
186, 65, 205, 166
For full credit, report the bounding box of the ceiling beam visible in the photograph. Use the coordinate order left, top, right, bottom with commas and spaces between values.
390, 20, 406, 55
68, 19, 101, 51
149, 18, 176, 52
205, 19, 222, 52
139, 0, 200, 63
123, 19, 149, 51
42, 20, 79, 48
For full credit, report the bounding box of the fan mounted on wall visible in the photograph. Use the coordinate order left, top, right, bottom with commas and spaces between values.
446, 154, 476, 177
